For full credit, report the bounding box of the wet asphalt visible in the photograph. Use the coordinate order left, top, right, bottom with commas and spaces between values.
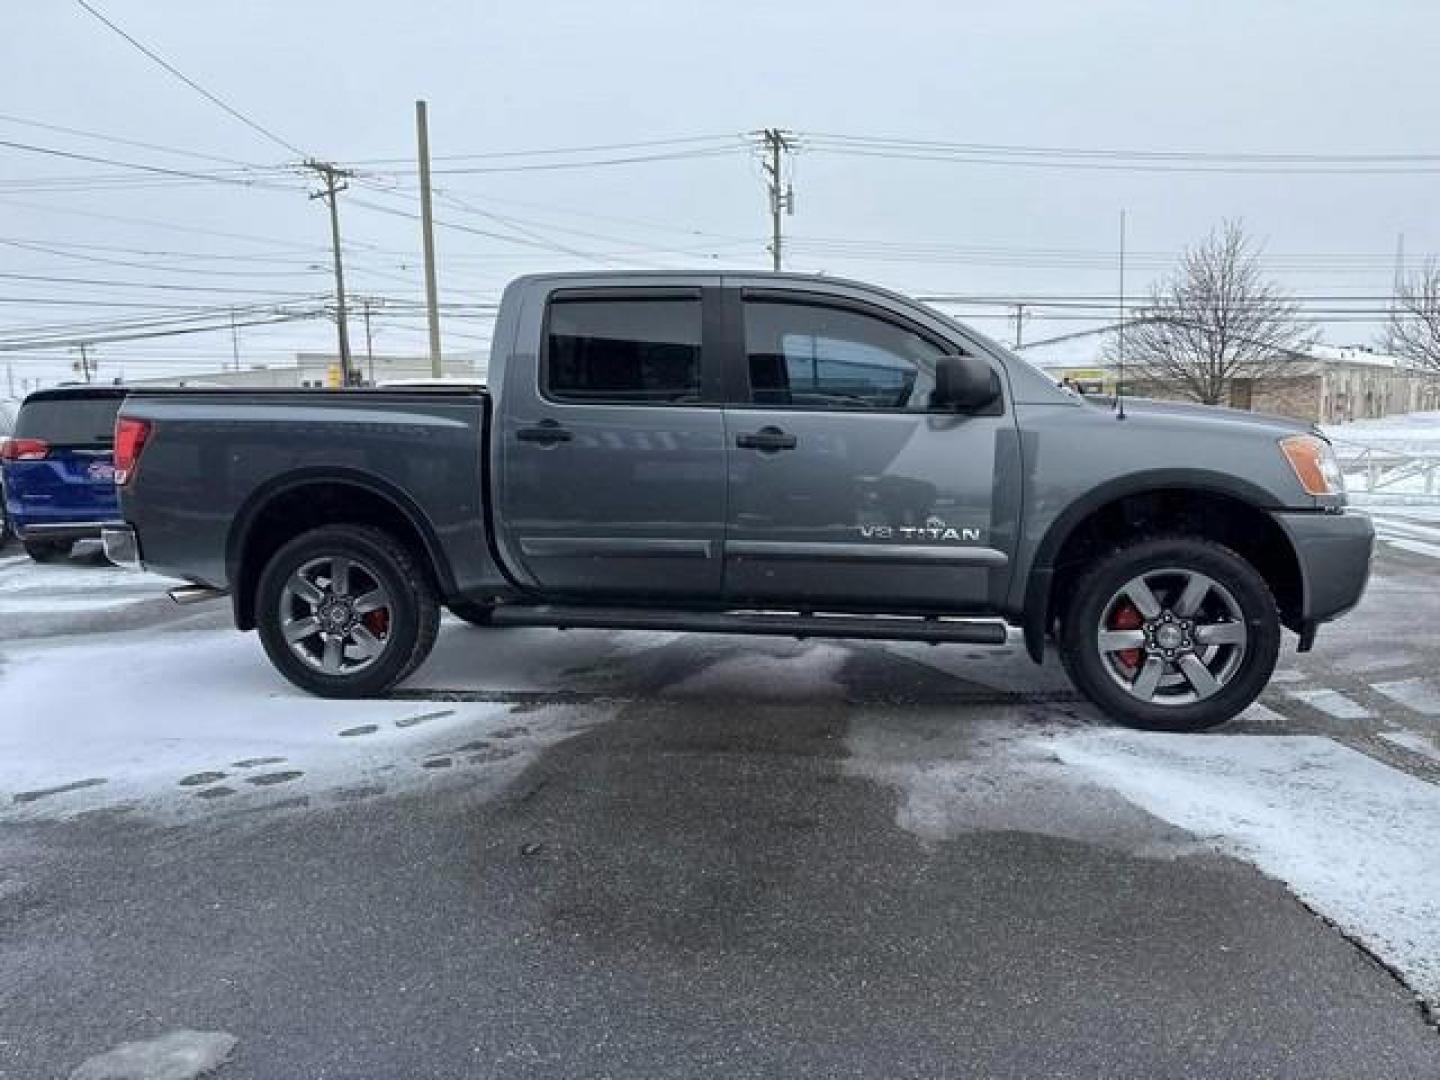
2, 539, 1439, 1078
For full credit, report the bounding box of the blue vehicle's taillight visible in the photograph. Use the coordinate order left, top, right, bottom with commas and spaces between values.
0, 437, 49, 461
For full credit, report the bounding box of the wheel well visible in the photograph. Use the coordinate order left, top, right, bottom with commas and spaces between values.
231, 481, 439, 630
1045, 489, 1303, 634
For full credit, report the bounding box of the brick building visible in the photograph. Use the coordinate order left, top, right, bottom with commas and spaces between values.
1017, 329, 1440, 424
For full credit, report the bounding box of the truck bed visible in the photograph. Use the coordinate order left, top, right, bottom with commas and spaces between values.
118, 387, 499, 603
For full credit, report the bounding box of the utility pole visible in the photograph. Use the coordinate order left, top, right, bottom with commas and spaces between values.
229, 306, 241, 371
1012, 303, 1026, 349
5, 362, 13, 398
306, 160, 355, 386
757, 128, 795, 271
74, 342, 94, 383
416, 100, 443, 378
361, 296, 377, 387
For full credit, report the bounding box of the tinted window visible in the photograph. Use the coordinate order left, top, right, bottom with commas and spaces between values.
16, 397, 124, 446
745, 300, 947, 411
546, 297, 702, 404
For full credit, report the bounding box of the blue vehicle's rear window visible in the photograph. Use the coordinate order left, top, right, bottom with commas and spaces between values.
16, 398, 123, 447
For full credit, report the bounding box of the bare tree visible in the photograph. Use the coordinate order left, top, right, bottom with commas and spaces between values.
1386, 260, 1440, 371
1106, 221, 1314, 405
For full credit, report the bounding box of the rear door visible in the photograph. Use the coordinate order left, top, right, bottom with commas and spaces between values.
722, 287, 1018, 611
7, 392, 124, 522
496, 283, 728, 600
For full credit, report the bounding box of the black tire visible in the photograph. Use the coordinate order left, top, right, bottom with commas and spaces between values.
1058, 536, 1280, 732
256, 524, 439, 699
446, 600, 494, 627
23, 538, 72, 563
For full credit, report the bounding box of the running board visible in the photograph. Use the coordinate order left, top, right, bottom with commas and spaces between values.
487, 605, 1009, 645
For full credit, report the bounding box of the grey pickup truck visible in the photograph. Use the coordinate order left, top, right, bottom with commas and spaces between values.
106, 272, 1374, 730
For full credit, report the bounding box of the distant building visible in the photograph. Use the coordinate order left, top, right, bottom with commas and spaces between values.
127, 350, 487, 390
1017, 327, 1440, 424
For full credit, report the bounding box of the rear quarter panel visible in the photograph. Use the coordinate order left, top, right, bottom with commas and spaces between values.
120, 391, 497, 594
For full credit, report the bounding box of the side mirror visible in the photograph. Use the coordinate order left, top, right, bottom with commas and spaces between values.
931, 355, 1000, 412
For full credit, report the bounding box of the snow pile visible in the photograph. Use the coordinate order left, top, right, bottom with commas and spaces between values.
69, 1029, 237, 1080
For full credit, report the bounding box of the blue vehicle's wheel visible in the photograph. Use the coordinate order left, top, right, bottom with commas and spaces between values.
23, 538, 71, 563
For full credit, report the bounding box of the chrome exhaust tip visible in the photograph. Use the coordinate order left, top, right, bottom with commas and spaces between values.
168, 585, 228, 606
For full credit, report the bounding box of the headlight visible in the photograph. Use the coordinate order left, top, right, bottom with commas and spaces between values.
1280, 434, 1345, 497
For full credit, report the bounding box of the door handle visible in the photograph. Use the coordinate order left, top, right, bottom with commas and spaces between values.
516, 420, 573, 445
735, 426, 797, 453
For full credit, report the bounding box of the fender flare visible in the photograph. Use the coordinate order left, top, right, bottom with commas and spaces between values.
227, 467, 457, 629
1020, 469, 1288, 662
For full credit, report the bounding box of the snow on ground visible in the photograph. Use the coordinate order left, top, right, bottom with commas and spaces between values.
0, 621, 674, 822
845, 710, 1203, 858
1323, 410, 1440, 455
1322, 410, 1440, 505
0, 547, 182, 619
848, 711, 1440, 1008
1049, 731, 1440, 1007
1365, 508, 1440, 561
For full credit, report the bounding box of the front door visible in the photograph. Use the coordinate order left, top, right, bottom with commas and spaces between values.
499, 285, 727, 600
723, 290, 1017, 611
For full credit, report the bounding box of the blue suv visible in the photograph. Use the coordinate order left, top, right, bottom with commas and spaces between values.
0, 387, 126, 562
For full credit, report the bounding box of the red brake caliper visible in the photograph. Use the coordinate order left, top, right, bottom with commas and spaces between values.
363, 608, 390, 638
1108, 601, 1144, 670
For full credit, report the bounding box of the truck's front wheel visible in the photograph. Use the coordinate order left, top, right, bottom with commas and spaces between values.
1058, 537, 1280, 731
256, 525, 439, 698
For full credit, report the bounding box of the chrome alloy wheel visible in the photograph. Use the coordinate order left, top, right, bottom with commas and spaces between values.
278, 555, 393, 676
1096, 568, 1248, 706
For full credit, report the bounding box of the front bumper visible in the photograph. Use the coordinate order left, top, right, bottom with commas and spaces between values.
1272, 509, 1375, 627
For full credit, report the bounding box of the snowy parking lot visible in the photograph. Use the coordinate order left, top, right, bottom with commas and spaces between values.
3, 527, 1440, 1076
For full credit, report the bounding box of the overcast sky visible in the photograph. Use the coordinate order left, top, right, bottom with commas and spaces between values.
4, 0, 1439, 389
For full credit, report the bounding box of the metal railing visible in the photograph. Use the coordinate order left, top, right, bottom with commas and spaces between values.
1330, 438, 1440, 501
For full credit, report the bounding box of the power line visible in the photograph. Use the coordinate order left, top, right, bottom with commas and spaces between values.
348, 133, 743, 165
0, 111, 259, 167
74, 0, 307, 159
0, 137, 302, 190
0, 196, 383, 253
368, 144, 751, 177
0, 238, 326, 278
0, 269, 326, 297
801, 133, 1440, 175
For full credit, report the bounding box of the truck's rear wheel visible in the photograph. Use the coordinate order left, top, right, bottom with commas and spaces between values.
1059, 537, 1280, 731
256, 525, 439, 698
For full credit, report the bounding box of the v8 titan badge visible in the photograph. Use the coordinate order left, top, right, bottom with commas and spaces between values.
859, 516, 982, 543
